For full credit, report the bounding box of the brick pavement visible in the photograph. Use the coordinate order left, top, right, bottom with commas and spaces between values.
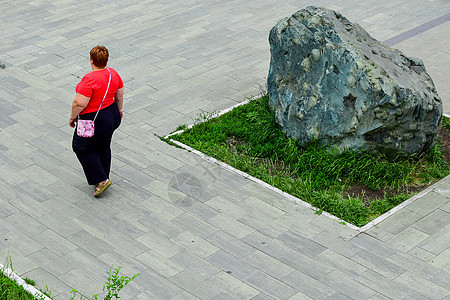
0, 0, 449, 299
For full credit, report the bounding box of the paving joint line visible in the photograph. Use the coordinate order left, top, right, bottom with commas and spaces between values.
384, 12, 450, 46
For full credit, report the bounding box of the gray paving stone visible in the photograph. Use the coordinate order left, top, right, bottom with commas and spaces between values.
14, 179, 56, 204
169, 291, 199, 300
63, 247, 113, 279
355, 269, 413, 299
113, 180, 157, 204
394, 271, 450, 299
0, 199, 18, 218
0, 218, 14, 237
239, 212, 288, 239
27, 248, 74, 276
250, 293, 274, 300
208, 292, 236, 300
1, 230, 44, 258
37, 212, 82, 238
169, 251, 220, 280
72, 198, 120, 221
207, 230, 255, 259
22, 267, 71, 299
406, 191, 449, 216
57, 268, 103, 298
319, 270, 377, 299
113, 164, 156, 187
431, 270, 450, 291
312, 230, 363, 258
205, 196, 247, 219
208, 213, 255, 239
30, 229, 77, 257
41, 196, 84, 219
441, 201, 450, 214
67, 230, 113, 258
3, 211, 47, 237
273, 213, 322, 239
242, 249, 295, 280
137, 211, 185, 239
412, 209, 449, 235
351, 249, 406, 279
181, 201, 220, 221
387, 226, 430, 252
0, 164, 28, 186
386, 251, 442, 280
20, 165, 59, 186
407, 245, 437, 262
430, 248, 450, 272
326, 293, 353, 300
244, 231, 333, 279
282, 270, 334, 300
316, 249, 367, 278
372, 208, 424, 235
417, 224, 450, 255
247, 270, 298, 299
206, 271, 259, 299
172, 212, 220, 238
288, 292, 313, 300
350, 233, 397, 259
135, 249, 184, 278
136, 230, 184, 258
367, 293, 391, 300
308, 214, 358, 240
278, 230, 327, 258
169, 270, 224, 300
206, 250, 258, 280
0, 251, 38, 282
171, 231, 220, 259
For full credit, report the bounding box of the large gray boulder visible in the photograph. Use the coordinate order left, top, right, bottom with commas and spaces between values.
267, 6, 442, 157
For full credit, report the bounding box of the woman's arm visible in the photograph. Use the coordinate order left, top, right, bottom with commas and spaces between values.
115, 88, 124, 118
69, 93, 90, 127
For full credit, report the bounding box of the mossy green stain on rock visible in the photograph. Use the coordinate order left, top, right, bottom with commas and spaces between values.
267, 6, 442, 157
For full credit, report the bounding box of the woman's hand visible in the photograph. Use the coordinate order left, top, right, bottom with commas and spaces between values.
69, 117, 77, 128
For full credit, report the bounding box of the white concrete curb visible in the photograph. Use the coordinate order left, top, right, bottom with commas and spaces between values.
165, 102, 450, 233
0, 263, 51, 299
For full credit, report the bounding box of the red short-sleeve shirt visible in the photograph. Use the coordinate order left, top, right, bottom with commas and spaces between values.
76, 67, 123, 114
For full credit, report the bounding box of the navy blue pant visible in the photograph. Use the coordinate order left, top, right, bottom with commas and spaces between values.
72, 103, 121, 185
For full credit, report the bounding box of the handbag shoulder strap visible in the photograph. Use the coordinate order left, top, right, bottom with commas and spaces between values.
93, 67, 112, 122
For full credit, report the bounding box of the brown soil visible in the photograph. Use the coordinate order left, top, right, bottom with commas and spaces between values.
344, 126, 450, 205
439, 126, 450, 162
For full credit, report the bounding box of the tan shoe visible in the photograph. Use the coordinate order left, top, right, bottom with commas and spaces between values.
94, 179, 111, 197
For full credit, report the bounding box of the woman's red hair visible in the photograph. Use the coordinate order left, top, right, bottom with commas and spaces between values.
90, 46, 109, 68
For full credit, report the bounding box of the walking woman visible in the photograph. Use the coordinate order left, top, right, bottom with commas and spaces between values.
70, 45, 124, 197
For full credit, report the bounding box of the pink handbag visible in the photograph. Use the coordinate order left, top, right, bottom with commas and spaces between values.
77, 68, 111, 138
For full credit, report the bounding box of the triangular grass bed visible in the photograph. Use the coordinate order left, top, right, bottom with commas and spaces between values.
167, 95, 450, 226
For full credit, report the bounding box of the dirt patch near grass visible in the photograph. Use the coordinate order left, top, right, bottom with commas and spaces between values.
344, 127, 450, 205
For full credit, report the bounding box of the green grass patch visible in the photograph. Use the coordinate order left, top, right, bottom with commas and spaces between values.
1, 272, 39, 300
169, 94, 450, 226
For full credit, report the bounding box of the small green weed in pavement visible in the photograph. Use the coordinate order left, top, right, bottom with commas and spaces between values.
70, 265, 139, 300
1, 257, 138, 300
169, 94, 450, 226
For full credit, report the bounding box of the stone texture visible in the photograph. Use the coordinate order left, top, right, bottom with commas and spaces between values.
268, 6, 442, 156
